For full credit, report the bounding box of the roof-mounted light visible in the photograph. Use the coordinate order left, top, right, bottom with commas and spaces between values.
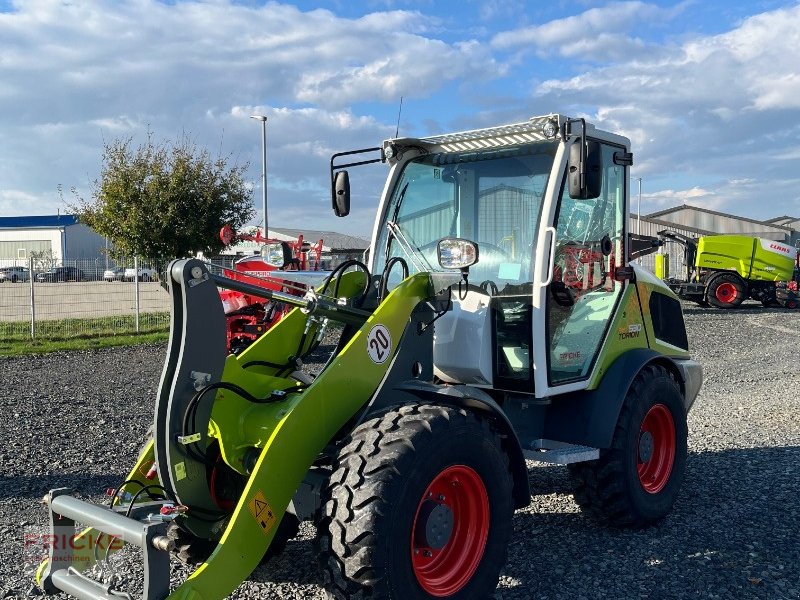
543, 118, 559, 139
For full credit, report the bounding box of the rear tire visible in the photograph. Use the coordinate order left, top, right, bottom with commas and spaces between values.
706, 273, 746, 308
316, 404, 514, 600
568, 364, 687, 527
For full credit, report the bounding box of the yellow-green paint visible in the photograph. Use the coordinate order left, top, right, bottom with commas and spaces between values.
655, 253, 669, 279
697, 235, 795, 282
587, 282, 648, 389
635, 275, 691, 360
168, 273, 432, 599
38, 271, 432, 598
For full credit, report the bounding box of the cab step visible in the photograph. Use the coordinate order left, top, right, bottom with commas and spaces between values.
523, 440, 600, 465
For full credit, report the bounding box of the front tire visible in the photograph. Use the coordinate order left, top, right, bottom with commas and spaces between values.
569, 364, 688, 528
317, 404, 514, 600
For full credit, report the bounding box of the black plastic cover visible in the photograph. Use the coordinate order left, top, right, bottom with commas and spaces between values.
649, 291, 689, 350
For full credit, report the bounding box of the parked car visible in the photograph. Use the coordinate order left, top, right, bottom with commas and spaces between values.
35, 266, 85, 283
0, 266, 30, 283
123, 267, 158, 281
102, 267, 125, 282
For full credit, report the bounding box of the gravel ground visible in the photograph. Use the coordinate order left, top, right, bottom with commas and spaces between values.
1, 301, 799, 599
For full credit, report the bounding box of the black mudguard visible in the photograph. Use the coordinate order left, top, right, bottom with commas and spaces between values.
543, 348, 699, 449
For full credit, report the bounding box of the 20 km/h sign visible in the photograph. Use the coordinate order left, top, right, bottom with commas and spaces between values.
366, 324, 392, 364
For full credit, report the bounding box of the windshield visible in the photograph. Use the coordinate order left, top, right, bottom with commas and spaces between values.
374, 142, 557, 294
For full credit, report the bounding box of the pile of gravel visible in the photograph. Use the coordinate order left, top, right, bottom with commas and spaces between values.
1, 302, 798, 598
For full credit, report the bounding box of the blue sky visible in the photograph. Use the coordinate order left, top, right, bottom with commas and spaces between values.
1, 0, 799, 237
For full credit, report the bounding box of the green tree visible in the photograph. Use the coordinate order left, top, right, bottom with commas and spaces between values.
70, 133, 254, 260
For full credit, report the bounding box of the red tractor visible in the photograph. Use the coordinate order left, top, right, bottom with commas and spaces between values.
218, 225, 325, 353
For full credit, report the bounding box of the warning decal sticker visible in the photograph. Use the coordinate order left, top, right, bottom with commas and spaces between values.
248, 490, 277, 535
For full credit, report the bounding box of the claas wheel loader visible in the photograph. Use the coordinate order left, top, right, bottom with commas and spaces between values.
37, 115, 703, 600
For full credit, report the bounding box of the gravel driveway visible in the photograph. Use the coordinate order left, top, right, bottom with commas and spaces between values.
1, 302, 798, 599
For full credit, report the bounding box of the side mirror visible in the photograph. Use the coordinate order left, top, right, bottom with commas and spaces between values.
262, 242, 292, 268
332, 170, 350, 217
568, 138, 602, 200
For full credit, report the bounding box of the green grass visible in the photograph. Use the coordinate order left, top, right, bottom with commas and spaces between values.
0, 313, 170, 357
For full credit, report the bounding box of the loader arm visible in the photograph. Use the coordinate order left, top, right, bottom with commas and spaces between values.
38, 259, 433, 600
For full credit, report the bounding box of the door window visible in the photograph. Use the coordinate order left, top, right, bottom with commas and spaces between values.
547, 142, 626, 385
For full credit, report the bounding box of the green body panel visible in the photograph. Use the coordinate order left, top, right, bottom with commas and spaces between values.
586, 283, 647, 389
210, 271, 367, 473
697, 235, 794, 282
587, 269, 689, 389
167, 273, 432, 600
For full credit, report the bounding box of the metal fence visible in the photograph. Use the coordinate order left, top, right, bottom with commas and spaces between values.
0, 257, 170, 339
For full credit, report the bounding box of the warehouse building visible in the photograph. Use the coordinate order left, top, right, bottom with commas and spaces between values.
0, 214, 107, 267
632, 204, 800, 275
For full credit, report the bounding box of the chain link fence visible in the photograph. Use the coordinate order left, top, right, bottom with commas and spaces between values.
0, 257, 170, 340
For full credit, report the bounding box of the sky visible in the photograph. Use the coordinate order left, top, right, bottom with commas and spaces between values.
1, 0, 799, 238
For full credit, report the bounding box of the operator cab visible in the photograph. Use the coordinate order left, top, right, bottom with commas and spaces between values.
337, 116, 632, 399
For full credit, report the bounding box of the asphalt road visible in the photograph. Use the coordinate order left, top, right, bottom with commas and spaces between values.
0, 301, 798, 598
0, 280, 170, 322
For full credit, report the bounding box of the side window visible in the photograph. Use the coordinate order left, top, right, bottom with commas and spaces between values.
547, 143, 626, 385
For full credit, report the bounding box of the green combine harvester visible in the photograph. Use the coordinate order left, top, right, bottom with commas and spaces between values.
649, 231, 800, 309
37, 115, 702, 600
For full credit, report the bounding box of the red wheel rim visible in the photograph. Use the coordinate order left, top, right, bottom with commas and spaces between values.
637, 404, 676, 494
410, 465, 489, 597
714, 282, 737, 303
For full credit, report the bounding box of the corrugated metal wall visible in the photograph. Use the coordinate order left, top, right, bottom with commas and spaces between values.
64, 224, 108, 260
629, 216, 698, 278
646, 207, 792, 241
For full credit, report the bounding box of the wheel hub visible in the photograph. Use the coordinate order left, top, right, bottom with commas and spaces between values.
415, 500, 454, 550
637, 404, 677, 494
715, 282, 737, 303
410, 465, 490, 597
638, 431, 654, 463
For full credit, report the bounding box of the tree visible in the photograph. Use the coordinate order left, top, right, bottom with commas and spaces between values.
70, 133, 255, 260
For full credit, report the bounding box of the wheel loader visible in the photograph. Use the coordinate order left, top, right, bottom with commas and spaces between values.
37, 114, 703, 600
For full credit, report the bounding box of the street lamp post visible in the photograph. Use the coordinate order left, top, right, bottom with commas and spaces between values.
250, 115, 268, 238
631, 176, 642, 234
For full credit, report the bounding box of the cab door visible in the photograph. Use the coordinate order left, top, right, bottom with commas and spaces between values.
533, 140, 628, 397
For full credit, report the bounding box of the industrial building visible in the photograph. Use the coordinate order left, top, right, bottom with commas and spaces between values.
0, 214, 107, 267
632, 204, 800, 275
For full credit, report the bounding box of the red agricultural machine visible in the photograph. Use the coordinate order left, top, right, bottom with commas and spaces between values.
218, 225, 326, 353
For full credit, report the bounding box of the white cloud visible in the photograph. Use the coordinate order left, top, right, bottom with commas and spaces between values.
0, 0, 502, 236
491, 1, 683, 61
644, 186, 718, 209
528, 4, 800, 218
2, 0, 800, 236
